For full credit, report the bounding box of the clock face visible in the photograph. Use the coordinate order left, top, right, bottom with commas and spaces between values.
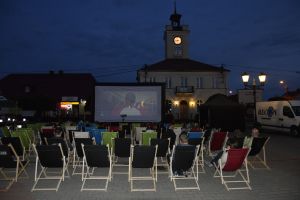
174, 36, 182, 45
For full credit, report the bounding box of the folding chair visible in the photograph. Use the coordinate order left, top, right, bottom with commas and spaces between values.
46, 138, 72, 166
188, 137, 205, 173
1, 137, 29, 168
141, 131, 157, 145
31, 144, 68, 191
40, 128, 55, 145
169, 145, 200, 191
188, 131, 204, 139
102, 132, 118, 150
0, 144, 28, 191
150, 138, 170, 179
81, 144, 112, 191
129, 145, 157, 192
213, 148, 251, 191
208, 132, 228, 156
73, 138, 94, 176
112, 138, 131, 176
248, 137, 270, 169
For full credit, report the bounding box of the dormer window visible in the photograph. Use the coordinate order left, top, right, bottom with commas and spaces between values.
25, 86, 31, 93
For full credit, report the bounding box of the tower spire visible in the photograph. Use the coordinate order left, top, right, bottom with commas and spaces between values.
169, 1, 182, 28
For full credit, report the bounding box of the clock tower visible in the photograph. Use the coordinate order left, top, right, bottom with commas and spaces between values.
164, 4, 190, 59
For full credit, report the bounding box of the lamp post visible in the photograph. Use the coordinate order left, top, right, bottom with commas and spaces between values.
80, 99, 87, 121
279, 80, 288, 94
241, 72, 267, 122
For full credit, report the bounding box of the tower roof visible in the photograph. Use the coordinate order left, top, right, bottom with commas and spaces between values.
169, 2, 182, 29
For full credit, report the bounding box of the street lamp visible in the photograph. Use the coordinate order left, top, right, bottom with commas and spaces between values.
279, 80, 288, 94
241, 72, 267, 122
80, 99, 87, 121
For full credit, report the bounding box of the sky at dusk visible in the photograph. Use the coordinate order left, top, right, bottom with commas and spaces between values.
0, 0, 299, 99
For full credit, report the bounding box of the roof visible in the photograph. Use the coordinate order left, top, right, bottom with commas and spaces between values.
139, 59, 230, 72
202, 94, 241, 106
0, 73, 96, 100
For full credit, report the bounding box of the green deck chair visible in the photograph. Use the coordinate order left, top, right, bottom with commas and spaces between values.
141, 131, 157, 146
102, 132, 118, 150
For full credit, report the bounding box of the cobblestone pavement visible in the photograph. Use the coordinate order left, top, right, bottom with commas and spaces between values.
1, 132, 299, 200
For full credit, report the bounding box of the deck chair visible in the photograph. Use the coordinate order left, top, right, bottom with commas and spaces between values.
188, 137, 205, 173
31, 144, 68, 191
73, 138, 94, 176
188, 132, 204, 139
81, 144, 112, 191
150, 138, 170, 179
40, 128, 55, 145
213, 148, 251, 191
1, 137, 29, 168
0, 144, 28, 191
129, 145, 157, 192
248, 137, 270, 169
46, 138, 72, 165
141, 131, 157, 145
169, 145, 200, 191
0, 127, 11, 137
112, 138, 131, 176
208, 132, 228, 156
102, 132, 118, 150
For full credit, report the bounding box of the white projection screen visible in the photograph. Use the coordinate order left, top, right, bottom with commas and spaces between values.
94, 84, 164, 122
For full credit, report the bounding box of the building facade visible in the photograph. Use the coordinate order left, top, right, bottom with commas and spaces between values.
137, 7, 230, 122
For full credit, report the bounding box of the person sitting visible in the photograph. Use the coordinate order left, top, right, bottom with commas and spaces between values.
208, 139, 239, 168
243, 127, 260, 148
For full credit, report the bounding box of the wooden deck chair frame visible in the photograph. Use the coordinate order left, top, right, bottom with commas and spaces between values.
213, 148, 251, 191
188, 137, 205, 173
128, 145, 158, 192
31, 144, 68, 192
112, 138, 131, 176
248, 137, 270, 170
81, 144, 112, 191
150, 138, 170, 179
207, 131, 228, 156
46, 137, 72, 167
1, 137, 30, 169
72, 138, 94, 176
169, 145, 200, 191
0, 144, 28, 192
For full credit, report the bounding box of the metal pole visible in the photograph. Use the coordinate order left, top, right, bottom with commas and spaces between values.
253, 85, 257, 122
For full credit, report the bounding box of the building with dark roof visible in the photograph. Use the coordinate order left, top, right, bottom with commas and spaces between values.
0, 72, 95, 120
137, 7, 230, 122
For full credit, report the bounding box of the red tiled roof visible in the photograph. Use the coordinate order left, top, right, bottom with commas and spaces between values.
139, 59, 230, 72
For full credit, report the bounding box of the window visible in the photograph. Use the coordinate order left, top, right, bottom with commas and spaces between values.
181, 77, 187, 87
174, 46, 183, 56
283, 106, 294, 118
212, 77, 217, 89
24, 86, 31, 93
165, 77, 172, 88
196, 77, 203, 89
149, 77, 156, 83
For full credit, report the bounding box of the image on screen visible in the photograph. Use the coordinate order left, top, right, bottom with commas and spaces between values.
95, 85, 163, 122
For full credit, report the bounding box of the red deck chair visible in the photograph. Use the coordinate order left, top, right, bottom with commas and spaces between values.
208, 131, 228, 156
214, 148, 251, 191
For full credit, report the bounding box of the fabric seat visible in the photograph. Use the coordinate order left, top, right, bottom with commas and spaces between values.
81, 144, 112, 191
112, 138, 131, 176
31, 144, 68, 191
0, 144, 28, 191
248, 137, 270, 169
213, 148, 251, 191
129, 145, 157, 192
169, 145, 200, 191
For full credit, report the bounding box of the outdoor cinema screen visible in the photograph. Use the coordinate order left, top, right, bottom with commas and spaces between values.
94, 84, 163, 122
